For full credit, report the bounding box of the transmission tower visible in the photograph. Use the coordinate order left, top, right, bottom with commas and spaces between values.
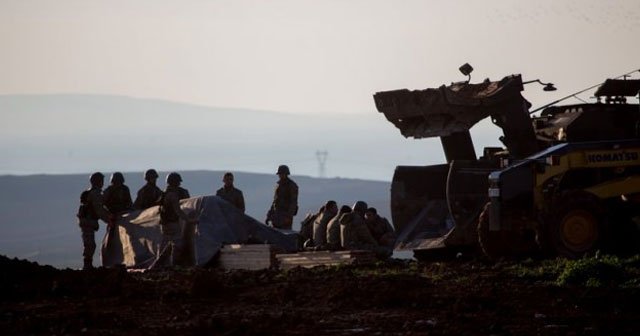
316, 150, 328, 178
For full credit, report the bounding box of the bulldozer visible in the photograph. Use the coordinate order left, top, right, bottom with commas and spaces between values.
374, 66, 640, 259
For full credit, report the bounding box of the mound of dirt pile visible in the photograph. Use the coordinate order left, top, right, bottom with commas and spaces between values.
1, 255, 640, 335
0, 255, 130, 301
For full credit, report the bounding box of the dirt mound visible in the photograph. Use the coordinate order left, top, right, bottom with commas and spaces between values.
1, 255, 640, 335
0, 255, 131, 301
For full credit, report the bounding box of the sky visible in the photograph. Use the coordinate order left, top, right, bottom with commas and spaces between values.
2, 0, 639, 114
0, 0, 639, 179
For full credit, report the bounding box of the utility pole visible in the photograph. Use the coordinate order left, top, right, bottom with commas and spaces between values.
316, 150, 328, 178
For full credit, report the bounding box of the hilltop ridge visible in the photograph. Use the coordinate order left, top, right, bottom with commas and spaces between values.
0, 93, 450, 179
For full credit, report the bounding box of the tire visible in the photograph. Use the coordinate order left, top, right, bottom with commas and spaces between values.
477, 202, 510, 259
543, 191, 604, 258
478, 202, 539, 259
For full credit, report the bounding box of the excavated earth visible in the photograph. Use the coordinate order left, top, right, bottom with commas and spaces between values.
1, 254, 640, 336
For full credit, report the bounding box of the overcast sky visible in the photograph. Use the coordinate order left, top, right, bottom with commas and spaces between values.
1, 1, 639, 179
2, 0, 639, 116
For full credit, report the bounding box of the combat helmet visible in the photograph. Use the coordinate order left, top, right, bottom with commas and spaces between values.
144, 169, 159, 181
166, 172, 182, 186
110, 172, 125, 184
276, 165, 290, 175
352, 201, 368, 214
89, 172, 104, 186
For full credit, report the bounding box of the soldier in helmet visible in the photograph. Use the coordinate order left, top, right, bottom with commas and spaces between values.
171, 172, 191, 200
76, 172, 112, 270
299, 205, 323, 247
215, 172, 245, 213
311, 200, 338, 249
133, 169, 163, 210
103, 172, 133, 215
155, 172, 196, 267
339, 201, 377, 250
364, 207, 396, 248
340, 201, 392, 258
326, 205, 352, 250
265, 165, 299, 230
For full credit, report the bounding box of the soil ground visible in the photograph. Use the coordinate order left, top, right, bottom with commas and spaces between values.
1, 255, 640, 336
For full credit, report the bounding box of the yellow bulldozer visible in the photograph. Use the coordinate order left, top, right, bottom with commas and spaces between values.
374, 66, 640, 259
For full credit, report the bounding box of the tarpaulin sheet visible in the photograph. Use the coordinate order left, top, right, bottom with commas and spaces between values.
101, 195, 299, 269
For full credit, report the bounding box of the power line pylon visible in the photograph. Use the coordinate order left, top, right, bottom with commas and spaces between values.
316, 150, 328, 178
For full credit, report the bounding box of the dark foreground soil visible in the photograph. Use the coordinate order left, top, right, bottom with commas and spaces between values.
1, 255, 640, 336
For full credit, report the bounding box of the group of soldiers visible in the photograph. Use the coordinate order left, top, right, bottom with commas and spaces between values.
76, 169, 195, 270
298, 200, 396, 257
76, 164, 394, 270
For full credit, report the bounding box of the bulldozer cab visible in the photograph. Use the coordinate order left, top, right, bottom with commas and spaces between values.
485, 78, 640, 258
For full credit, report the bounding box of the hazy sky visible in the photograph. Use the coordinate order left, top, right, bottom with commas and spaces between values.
2, 0, 639, 115
1, 1, 639, 179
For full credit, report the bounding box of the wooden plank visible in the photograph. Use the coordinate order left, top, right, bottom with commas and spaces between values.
218, 244, 283, 270
219, 245, 376, 270
221, 245, 278, 252
275, 250, 376, 270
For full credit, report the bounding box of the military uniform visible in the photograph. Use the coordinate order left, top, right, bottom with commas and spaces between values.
103, 184, 133, 214
177, 187, 190, 200
134, 169, 163, 210
325, 214, 342, 250
269, 177, 298, 229
299, 212, 317, 243
339, 212, 378, 250
216, 186, 245, 213
77, 187, 111, 269
133, 183, 163, 210
156, 186, 192, 267
312, 209, 336, 247
366, 215, 396, 248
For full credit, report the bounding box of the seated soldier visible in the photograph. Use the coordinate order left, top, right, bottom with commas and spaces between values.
339, 201, 377, 250
364, 207, 396, 249
299, 205, 323, 248
311, 200, 338, 250
340, 201, 392, 258
326, 205, 351, 251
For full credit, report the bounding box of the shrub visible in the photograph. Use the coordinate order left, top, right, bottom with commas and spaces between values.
556, 255, 626, 287
508, 258, 566, 282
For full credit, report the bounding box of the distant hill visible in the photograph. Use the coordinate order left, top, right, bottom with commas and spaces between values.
0, 94, 457, 180
0, 171, 390, 268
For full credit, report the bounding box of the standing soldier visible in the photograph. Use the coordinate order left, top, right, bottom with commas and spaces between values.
175, 174, 191, 200
103, 172, 133, 215
155, 172, 197, 267
133, 169, 163, 210
266, 165, 298, 230
215, 172, 245, 213
76, 172, 112, 270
